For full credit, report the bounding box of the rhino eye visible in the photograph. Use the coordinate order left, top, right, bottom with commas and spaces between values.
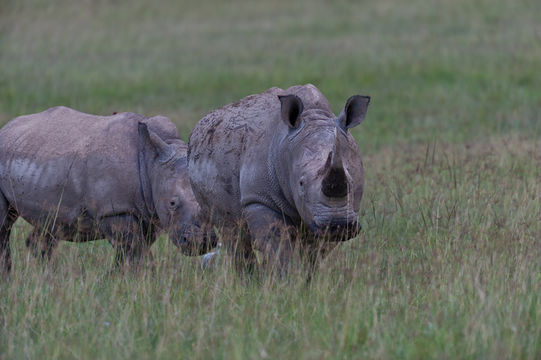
169, 195, 182, 210
299, 180, 304, 187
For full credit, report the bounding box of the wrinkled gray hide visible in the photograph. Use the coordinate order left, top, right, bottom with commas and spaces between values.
188, 84, 370, 272
0, 106, 212, 273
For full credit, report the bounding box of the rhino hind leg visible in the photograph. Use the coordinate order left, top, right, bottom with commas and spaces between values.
99, 215, 155, 269
0, 191, 18, 274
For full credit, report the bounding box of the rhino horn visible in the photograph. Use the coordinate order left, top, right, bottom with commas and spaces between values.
138, 122, 176, 163
321, 139, 348, 198
330, 137, 343, 169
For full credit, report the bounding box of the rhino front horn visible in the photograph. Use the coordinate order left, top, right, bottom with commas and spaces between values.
322, 141, 348, 198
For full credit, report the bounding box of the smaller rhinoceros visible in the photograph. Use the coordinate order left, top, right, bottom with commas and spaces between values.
0, 106, 213, 273
188, 84, 370, 273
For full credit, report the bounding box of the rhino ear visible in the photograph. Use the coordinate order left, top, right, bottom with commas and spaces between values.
278, 95, 304, 129
138, 122, 176, 163
337, 95, 370, 130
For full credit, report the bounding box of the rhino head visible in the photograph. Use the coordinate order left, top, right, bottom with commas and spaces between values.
138, 123, 213, 253
276, 94, 370, 241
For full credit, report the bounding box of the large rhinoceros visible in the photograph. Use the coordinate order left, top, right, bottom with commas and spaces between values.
0, 106, 212, 273
188, 84, 370, 272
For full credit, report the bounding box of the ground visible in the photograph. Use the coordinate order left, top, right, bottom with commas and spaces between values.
0, 0, 540, 358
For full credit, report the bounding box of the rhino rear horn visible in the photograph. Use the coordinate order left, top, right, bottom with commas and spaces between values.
138, 122, 176, 163
278, 94, 304, 129
337, 95, 370, 131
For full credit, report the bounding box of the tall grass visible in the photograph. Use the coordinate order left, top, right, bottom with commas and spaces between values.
1, 0, 540, 358
1, 136, 539, 358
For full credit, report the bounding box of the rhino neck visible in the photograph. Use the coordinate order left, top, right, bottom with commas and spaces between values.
267, 135, 300, 221
137, 139, 158, 220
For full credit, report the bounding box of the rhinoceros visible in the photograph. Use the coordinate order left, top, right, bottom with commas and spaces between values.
0, 106, 213, 273
188, 84, 370, 272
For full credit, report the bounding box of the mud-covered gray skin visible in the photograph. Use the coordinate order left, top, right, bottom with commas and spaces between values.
0, 107, 212, 273
188, 84, 370, 272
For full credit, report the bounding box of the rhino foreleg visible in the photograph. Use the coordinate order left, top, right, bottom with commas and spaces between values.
99, 215, 155, 269
224, 225, 257, 275
304, 242, 339, 279
112, 242, 154, 269
25, 227, 59, 261
205, 225, 256, 274
244, 203, 294, 274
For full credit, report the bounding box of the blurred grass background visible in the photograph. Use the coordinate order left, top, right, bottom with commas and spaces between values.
0, 0, 540, 359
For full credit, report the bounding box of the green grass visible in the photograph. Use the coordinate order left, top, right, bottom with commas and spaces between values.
1, 0, 540, 358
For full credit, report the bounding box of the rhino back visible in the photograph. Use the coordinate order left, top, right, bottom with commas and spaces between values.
0, 106, 144, 224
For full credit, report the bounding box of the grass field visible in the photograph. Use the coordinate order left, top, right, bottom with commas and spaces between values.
1, 0, 540, 358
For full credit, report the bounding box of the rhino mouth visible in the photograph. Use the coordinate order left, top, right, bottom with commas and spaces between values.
173, 224, 218, 255
309, 218, 362, 241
